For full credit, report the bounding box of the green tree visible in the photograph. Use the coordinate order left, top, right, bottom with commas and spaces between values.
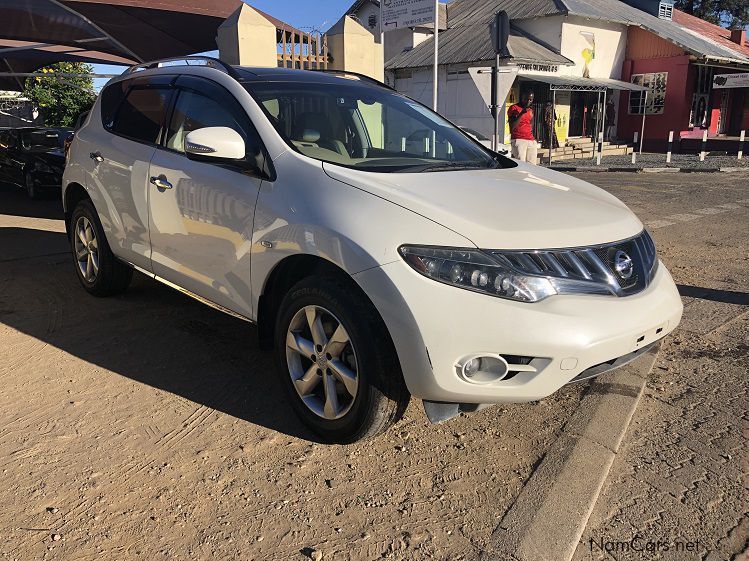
675, 0, 749, 28
23, 62, 97, 127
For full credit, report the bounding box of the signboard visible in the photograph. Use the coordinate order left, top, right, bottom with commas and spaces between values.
381, 0, 436, 30
713, 73, 749, 89
554, 91, 571, 144
467, 66, 519, 110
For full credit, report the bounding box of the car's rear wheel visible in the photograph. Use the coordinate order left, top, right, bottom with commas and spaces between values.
274, 277, 409, 443
25, 171, 38, 199
70, 199, 132, 296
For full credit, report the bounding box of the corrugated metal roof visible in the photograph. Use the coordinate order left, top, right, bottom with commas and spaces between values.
448, 0, 561, 26
387, 0, 749, 70
456, 0, 749, 64
386, 24, 572, 69
563, 0, 749, 63
520, 72, 647, 90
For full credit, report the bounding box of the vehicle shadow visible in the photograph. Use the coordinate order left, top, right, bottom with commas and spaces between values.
0, 227, 319, 442
0, 181, 65, 220
677, 284, 749, 306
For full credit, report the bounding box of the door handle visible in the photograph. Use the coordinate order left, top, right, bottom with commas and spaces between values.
89, 151, 103, 163
149, 174, 173, 190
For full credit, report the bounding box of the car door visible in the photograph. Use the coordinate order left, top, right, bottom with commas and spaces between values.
0, 130, 10, 182
147, 75, 267, 318
81, 75, 174, 271
3, 130, 26, 185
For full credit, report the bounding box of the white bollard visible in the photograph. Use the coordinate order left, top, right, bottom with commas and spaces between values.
739, 130, 745, 160
699, 130, 707, 162
632, 132, 638, 164
596, 131, 603, 165
666, 131, 673, 163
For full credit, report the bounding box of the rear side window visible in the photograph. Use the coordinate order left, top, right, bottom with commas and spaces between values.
111, 88, 171, 144
100, 81, 128, 129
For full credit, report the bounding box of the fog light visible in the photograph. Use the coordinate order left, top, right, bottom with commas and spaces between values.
458, 355, 510, 384
463, 358, 481, 378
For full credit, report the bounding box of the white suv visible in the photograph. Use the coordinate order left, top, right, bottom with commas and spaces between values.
63, 58, 683, 442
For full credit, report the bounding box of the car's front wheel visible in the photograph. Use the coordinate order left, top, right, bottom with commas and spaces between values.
69, 199, 132, 296
274, 277, 409, 443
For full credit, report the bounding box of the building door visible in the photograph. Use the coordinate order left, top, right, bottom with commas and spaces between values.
717, 90, 730, 134
568, 91, 599, 138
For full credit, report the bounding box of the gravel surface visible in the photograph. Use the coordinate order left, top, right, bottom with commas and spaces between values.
0, 171, 746, 561
568, 172, 749, 561
541, 153, 749, 170
0, 182, 583, 561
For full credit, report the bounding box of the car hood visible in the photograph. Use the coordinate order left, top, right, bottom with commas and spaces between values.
323, 161, 643, 249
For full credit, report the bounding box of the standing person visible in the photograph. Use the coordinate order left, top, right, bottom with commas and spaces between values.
507, 92, 537, 164
605, 98, 616, 141
542, 101, 559, 150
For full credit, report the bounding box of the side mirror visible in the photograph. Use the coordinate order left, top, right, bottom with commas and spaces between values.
184, 127, 245, 161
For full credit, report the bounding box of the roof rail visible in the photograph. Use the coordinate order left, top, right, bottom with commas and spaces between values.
310, 69, 394, 90
126, 56, 240, 79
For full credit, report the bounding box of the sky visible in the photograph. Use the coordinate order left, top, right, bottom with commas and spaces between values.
91, 0, 355, 89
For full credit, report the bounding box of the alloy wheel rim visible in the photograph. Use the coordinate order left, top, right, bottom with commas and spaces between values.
286, 305, 359, 420
73, 216, 99, 283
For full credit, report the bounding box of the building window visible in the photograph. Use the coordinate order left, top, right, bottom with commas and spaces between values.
658, 2, 673, 20
368, 13, 377, 28
629, 72, 667, 115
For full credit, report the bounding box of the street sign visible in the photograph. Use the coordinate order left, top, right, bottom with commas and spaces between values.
381, 0, 436, 30
468, 66, 518, 110
712, 72, 749, 89
490, 11, 510, 57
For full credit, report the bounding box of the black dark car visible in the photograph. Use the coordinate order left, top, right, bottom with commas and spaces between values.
0, 127, 70, 199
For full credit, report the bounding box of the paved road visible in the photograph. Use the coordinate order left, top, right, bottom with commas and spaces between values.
568, 172, 748, 561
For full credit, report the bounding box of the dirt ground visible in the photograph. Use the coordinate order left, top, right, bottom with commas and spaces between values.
0, 171, 746, 561
0, 182, 584, 560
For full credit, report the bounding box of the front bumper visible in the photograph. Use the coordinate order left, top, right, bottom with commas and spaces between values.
353, 258, 683, 404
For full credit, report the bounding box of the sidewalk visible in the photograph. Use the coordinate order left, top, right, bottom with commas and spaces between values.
540, 153, 749, 172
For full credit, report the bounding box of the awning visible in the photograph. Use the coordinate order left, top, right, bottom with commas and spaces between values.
2, 0, 242, 64
519, 73, 647, 92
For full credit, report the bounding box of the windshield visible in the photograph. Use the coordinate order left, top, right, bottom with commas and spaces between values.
20, 130, 61, 152
245, 81, 512, 173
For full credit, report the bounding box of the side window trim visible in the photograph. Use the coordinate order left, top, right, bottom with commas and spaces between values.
158, 76, 276, 181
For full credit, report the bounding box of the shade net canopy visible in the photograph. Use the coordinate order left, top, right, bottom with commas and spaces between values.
1, 0, 242, 90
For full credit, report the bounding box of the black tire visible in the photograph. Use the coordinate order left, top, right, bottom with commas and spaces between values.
274, 276, 410, 443
69, 198, 132, 296
25, 171, 39, 200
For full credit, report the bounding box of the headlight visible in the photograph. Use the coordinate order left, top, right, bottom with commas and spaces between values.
398, 245, 557, 303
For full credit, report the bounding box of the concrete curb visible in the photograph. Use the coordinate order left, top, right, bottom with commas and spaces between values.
480, 345, 660, 561
547, 166, 745, 173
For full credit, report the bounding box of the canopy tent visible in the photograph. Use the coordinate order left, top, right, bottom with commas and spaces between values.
518, 73, 649, 163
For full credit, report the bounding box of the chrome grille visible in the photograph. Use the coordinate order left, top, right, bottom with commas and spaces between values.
489, 231, 658, 297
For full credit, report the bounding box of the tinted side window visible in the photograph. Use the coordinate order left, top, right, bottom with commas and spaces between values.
100, 81, 128, 129
165, 89, 257, 153
111, 88, 171, 144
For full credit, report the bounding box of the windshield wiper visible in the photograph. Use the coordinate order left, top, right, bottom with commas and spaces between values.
405, 161, 494, 173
